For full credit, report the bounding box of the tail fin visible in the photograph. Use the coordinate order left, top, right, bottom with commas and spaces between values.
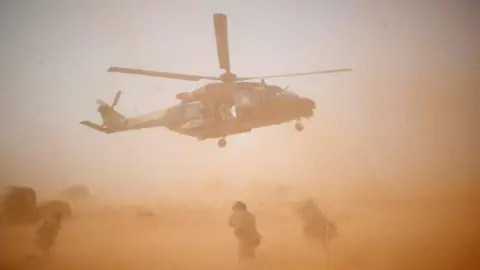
96, 91, 127, 129
97, 103, 125, 122
83, 91, 127, 133
79, 121, 113, 134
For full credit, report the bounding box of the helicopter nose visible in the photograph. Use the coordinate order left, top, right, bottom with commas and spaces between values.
301, 98, 316, 110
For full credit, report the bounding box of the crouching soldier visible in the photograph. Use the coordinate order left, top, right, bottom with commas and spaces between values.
35, 212, 63, 256
228, 201, 262, 262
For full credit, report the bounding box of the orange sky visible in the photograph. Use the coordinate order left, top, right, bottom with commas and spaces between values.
0, 1, 478, 195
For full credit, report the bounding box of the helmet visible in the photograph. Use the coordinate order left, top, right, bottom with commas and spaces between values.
296, 198, 317, 216
232, 201, 247, 211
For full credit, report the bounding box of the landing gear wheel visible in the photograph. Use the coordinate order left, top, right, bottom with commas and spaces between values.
295, 122, 304, 132
218, 138, 227, 148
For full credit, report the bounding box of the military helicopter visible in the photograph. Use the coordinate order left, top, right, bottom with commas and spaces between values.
93, 13, 352, 147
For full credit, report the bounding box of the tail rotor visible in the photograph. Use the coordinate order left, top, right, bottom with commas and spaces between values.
111, 91, 122, 109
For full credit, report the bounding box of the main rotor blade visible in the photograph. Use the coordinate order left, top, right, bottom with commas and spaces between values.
108, 67, 218, 82
237, 68, 353, 81
213, 13, 231, 72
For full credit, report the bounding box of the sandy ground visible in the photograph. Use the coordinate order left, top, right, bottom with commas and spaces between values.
1, 184, 479, 270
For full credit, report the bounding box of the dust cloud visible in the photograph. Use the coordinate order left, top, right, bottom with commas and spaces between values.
1, 73, 479, 270
1, 180, 479, 270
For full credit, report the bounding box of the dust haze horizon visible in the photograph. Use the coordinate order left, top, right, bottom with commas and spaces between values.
1, 1, 478, 196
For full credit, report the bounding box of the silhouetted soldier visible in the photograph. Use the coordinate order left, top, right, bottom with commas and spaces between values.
296, 199, 339, 269
228, 201, 262, 262
296, 199, 339, 249
35, 213, 63, 256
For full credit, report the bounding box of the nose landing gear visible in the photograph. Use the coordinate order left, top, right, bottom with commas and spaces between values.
218, 137, 227, 148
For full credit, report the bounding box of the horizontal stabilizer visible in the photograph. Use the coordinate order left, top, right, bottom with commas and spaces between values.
79, 121, 113, 134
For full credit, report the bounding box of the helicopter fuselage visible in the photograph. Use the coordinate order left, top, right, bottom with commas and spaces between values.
82, 82, 315, 142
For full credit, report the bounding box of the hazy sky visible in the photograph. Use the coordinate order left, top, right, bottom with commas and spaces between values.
1, 1, 478, 195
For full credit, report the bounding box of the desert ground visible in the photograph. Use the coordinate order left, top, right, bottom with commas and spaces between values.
1, 181, 479, 270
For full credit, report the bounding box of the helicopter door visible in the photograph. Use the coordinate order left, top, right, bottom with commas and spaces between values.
233, 90, 256, 121
233, 90, 254, 107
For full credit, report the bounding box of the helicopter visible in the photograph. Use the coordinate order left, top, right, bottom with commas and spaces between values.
95, 13, 352, 147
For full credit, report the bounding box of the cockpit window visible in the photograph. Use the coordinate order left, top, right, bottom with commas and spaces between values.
269, 86, 285, 95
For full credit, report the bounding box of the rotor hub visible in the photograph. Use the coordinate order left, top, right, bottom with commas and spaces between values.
219, 72, 237, 83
